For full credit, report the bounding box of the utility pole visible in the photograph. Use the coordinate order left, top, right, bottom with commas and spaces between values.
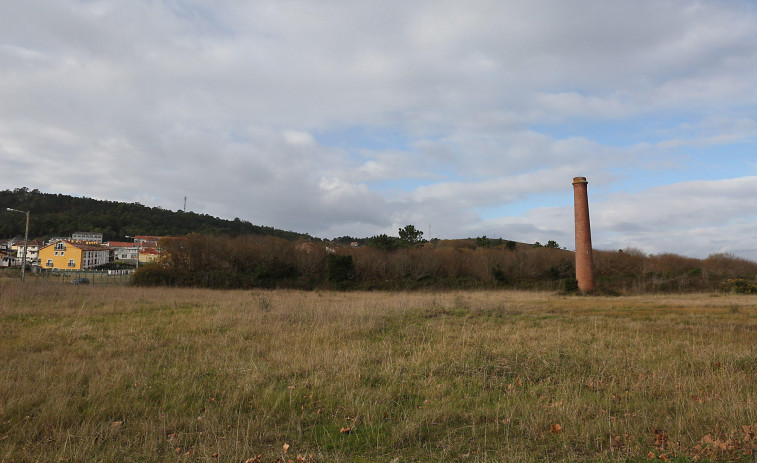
184, 196, 187, 212
7, 208, 29, 283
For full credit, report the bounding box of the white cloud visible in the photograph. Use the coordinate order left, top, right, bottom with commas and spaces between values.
503, 177, 757, 258
1, 1, 757, 259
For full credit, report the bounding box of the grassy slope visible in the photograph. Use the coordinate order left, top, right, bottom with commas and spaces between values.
0, 284, 755, 462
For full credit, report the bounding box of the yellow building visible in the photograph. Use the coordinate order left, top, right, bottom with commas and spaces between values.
39, 240, 110, 270
138, 247, 160, 263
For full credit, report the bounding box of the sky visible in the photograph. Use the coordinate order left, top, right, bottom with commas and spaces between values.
2, 1, 757, 260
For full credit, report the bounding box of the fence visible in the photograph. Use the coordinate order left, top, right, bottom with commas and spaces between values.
35, 268, 134, 286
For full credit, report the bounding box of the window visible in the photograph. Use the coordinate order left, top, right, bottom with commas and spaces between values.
46, 259, 53, 266
55, 242, 65, 250
54, 251, 59, 256
68, 259, 75, 267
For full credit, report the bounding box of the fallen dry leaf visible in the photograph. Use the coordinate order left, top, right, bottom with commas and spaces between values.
550, 423, 562, 434
742, 425, 755, 441
652, 428, 669, 448
283, 443, 290, 454
339, 427, 352, 434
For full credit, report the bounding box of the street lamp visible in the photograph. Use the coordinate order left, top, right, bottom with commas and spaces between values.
7, 208, 29, 283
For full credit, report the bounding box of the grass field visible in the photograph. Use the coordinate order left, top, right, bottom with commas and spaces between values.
0, 283, 755, 462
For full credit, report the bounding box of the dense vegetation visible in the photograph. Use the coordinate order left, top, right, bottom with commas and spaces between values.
0, 187, 311, 241
133, 234, 757, 293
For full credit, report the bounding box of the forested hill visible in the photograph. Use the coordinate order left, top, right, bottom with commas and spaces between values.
0, 188, 313, 242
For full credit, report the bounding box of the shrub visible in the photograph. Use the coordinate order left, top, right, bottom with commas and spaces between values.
491, 265, 509, 285
562, 278, 579, 293
131, 263, 176, 286
718, 278, 757, 294
326, 254, 355, 288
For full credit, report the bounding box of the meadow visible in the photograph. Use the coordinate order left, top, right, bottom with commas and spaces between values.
0, 283, 755, 462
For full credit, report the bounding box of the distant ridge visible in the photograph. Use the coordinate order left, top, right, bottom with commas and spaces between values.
0, 187, 313, 242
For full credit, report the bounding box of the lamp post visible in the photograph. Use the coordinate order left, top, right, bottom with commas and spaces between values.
7, 208, 29, 283
125, 236, 140, 268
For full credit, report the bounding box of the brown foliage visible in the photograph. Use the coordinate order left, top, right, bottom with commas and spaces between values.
138, 235, 757, 292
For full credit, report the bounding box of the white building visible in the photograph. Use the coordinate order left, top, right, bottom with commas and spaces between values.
106, 241, 140, 261
72, 231, 103, 243
12, 240, 41, 264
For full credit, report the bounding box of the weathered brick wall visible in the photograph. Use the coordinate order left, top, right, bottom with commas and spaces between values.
573, 177, 595, 291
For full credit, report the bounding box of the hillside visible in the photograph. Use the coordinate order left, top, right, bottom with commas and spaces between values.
0, 187, 313, 242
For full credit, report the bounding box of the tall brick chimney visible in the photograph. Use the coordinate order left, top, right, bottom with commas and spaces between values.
573, 177, 595, 292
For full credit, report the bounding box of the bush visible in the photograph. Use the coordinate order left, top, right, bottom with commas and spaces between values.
562, 278, 579, 293
491, 265, 509, 285
326, 254, 355, 288
137, 233, 757, 293
132, 263, 176, 286
718, 278, 757, 294
367, 234, 401, 250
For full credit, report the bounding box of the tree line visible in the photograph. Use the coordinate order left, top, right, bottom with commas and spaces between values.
132, 233, 757, 293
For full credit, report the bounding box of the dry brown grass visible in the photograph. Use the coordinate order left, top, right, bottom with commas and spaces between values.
0, 282, 755, 462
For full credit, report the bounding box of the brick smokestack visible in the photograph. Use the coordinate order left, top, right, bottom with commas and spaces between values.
573, 177, 595, 291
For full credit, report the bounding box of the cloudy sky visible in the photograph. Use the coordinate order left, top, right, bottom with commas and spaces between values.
2, 1, 757, 260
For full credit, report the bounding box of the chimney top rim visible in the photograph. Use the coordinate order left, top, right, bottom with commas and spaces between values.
572, 177, 588, 184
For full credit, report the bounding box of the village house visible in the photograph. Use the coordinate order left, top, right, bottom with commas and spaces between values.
106, 241, 140, 262
0, 239, 21, 267
131, 235, 163, 263
138, 247, 160, 263
71, 231, 103, 243
11, 240, 42, 264
0, 250, 16, 267
38, 240, 110, 270
134, 235, 161, 247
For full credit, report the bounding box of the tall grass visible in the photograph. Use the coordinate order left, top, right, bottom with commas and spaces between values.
0, 282, 755, 462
